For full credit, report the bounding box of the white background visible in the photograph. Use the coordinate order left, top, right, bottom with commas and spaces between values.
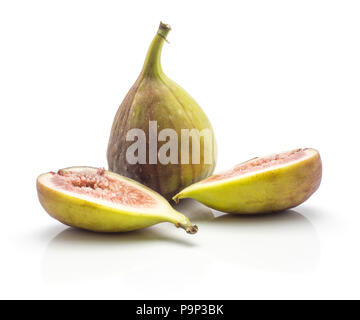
0, 0, 359, 299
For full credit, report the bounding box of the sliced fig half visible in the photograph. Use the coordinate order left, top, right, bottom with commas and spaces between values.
173, 148, 322, 214
37, 167, 197, 234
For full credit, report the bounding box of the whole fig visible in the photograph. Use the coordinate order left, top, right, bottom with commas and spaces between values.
107, 22, 216, 200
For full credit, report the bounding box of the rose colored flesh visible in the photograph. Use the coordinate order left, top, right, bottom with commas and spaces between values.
203, 149, 307, 183
50, 168, 156, 208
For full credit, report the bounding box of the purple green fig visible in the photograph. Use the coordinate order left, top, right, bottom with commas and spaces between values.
107, 22, 217, 200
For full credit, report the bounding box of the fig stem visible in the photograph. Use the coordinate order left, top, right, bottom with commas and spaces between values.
172, 193, 183, 204
177, 223, 198, 234
157, 22, 171, 41
142, 22, 171, 77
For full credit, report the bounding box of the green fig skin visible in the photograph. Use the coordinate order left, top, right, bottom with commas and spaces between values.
107, 22, 217, 200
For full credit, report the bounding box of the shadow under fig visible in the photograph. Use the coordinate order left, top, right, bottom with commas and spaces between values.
48, 226, 195, 247
212, 208, 314, 226
173, 198, 215, 222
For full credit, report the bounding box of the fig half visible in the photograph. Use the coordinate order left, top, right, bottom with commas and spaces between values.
37, 167, 197, 234
173, 148, 322, 214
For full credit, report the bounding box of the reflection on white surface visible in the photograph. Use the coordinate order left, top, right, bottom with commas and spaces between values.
42, 200, 320, 286
204, 209, 320, 272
